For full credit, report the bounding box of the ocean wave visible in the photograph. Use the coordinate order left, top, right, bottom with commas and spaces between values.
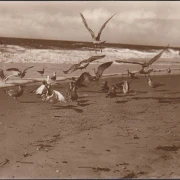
0, 45, 180, 64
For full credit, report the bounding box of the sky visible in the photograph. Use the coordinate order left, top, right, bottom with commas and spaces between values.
0, 1, 180, 47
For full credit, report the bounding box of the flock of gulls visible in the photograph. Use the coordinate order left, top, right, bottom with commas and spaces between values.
0, 13, 178, 105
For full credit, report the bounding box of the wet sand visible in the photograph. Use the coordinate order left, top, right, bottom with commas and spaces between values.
1, 74, 180, 178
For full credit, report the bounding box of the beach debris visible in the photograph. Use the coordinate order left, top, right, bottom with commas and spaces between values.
23, 153, 32, 157
133, 135, 140, 139
116, 163, 129, 166
16, 161, 34, 164
92, 167, 111, 172
80, 12, 116, 51
122, 171, 137, 178
155, 145, 180, 152
34, 144, 53, 151
56, 169, 59, 173
0, 158, 9, 167
62, 161, 68, 164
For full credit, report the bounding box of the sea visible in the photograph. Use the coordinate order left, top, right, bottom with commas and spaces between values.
0, 37, 180, 87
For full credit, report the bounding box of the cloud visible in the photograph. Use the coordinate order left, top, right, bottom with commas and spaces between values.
0, 1, 180, 46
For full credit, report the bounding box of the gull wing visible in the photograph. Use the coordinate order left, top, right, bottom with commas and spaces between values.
63, 64, 80, 74
0, 69, 6, 81
96, 13, 116, 40
23, 66, 34, 73
115, 60, 144, 66
6, 68, 21, 72
80, 55, 106, 64
75, 72, 94, 86
96, 61, 113, 77
80, 13, 96, 39
53, 90, 67, 103
35, 84, 46, 95
146, 44, 170, 67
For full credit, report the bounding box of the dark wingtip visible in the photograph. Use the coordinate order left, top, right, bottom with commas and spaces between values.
63, 70, 68, 74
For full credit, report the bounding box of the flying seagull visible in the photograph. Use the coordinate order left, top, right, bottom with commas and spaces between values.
63, 55, 106, 74
6, 66, 34, 79
92, 61, 113, 85
116, 45, 170, 76
80, 12, 116, 50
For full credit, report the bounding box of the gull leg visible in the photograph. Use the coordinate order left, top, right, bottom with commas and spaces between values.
14, 97, 19, 102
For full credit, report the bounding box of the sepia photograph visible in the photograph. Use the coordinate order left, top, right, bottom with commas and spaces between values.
0, 1, 180, 178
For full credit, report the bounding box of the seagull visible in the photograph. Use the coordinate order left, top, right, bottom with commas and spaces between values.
74, 72, 93, 88
37, 68, 45, 76
6, 66, 34, 79
0, 69, 7, 82
148, 78, 164, 89
66, 81, 79, 105
106, 85, 118, 101
99, 80, 109, 93
167, 68, 171, 74
46, 75, 57, 85
114, 80, 124, 93
92, 61, 113, 85
80, 12, 116, 51
116, 44, 170, 76
122, 80, 130, 94
63, 55, 106, 74
127, 70, 139, 80
4, 84, 25, 102
51, 72, 56, 81
29, 80, 47, 95
42, 84, 66, 104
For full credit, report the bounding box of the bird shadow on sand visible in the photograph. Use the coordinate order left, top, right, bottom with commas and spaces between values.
130, 96, 180, 104
115, 100, 128, 104
19, 101, 42, 103
53, 105, 83, 113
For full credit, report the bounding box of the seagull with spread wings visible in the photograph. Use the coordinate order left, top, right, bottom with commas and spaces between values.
63, 55, 106, 74
80, 12, 116, 51
6, 66, 34, 79
116, 45, 170, 76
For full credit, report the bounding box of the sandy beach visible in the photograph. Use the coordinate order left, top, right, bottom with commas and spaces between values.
0, 74, 180, 178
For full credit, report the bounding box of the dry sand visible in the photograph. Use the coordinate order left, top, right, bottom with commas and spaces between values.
0, 74, 180, 178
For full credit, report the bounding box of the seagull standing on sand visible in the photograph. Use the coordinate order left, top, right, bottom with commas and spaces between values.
99, 80, 109, 93
4, 85, 25, 102
122, 80, 130, 94
0, 69, 7, 82
80, 12, 116, 51
37, 68, 45, 76
106, 85, 118, 101
127, 70, 139, 80
42, 85, 66, 104
6, 66, 34, 79
148, 78, 164, 89
167, 68, 171, 74
51, 72, 56, 81
67, 82, 79, 105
